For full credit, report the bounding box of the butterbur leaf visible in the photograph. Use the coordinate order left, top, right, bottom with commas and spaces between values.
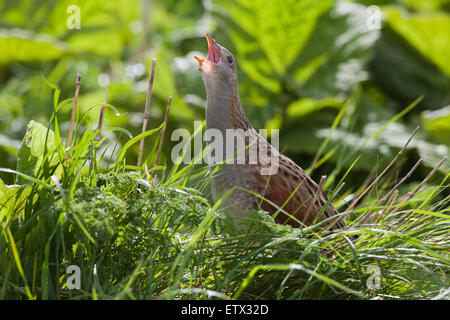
384, 7, 450, 77
214, 0, 334, 93
0, 28, 67, 64
0, 178, 32, 223
16, 120, 62, 184
295, 1, 380, 98
214, 0, 379, 100
287, 97, 343, 119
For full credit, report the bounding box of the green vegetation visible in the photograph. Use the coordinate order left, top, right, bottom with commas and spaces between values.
0, 0, 449, 299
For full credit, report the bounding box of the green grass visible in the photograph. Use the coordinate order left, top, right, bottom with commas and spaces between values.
0, 79, 448, 300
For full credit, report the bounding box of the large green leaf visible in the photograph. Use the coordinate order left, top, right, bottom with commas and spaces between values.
214, 1, 380, 98
16, 120, 61, 184
0, 0, 139, 57
384, 7, 450, 77
399, 0, 450, 11
369, 12, 450, 108
287, 97, 343, 118
0, 177, 33, 224
295, 1, 380, 99
0, 29, 67, 64
214, 0, 334, 93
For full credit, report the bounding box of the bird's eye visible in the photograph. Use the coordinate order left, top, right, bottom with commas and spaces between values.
226, 56, 233, 64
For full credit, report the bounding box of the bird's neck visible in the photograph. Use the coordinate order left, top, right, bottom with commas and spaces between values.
205, 84, 251, 133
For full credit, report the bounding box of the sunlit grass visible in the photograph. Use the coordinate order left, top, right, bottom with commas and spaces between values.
0, 77, 448, 300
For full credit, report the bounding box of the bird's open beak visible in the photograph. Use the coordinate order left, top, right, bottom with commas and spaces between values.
194, 55, 204, 66
194, 33, 222, 67
206, 33, 222, 63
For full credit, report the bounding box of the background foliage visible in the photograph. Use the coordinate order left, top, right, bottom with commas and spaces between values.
0, 0, 449, 300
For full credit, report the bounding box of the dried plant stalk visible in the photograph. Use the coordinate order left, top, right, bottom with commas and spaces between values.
95, 85, 109, 141
89, 85, 109, 174
375, 189, 399, 224
67, 73, 81, 150
323, 182, 346, 231
303, 175, 326, 223
393, 156, 447, 225
137, 58, 157, 167
154, 96, 172, 168
375, 158, 423, 207
345, 126, 420, 213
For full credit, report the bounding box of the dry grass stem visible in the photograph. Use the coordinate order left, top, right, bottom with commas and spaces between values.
345, 126, 420, 213
95, 85, 109, 141
154, 96, 172, 168
323, 182, 346, 231
375, 189, 399, 225
430, 194, 450, 212
67, 73, 81, 150
137, 58, 157, 167
89, 85, 109, 175
376, 158, 423, 207
394, 156, 448, 225
304, 175, 326, 222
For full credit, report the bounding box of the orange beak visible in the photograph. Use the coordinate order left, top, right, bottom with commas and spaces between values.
194, 33, 222, 67
194, 55, 204, 66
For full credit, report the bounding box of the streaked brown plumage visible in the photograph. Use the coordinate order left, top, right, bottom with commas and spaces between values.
194, 34, 344, 230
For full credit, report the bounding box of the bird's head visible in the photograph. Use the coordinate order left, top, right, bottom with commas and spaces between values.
194, 34, 238, 94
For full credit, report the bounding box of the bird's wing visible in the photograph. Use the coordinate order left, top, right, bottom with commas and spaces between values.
256, 154, 345, 230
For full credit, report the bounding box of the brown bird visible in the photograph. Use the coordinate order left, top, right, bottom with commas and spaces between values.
194, 34, 344, 230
